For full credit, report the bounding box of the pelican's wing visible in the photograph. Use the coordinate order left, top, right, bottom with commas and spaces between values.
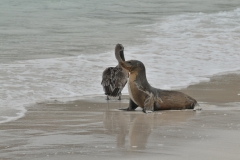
111, 68, 128, 97
101, 67, 114, 95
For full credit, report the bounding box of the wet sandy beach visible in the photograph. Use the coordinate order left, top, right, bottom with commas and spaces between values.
0, 73, 240, 160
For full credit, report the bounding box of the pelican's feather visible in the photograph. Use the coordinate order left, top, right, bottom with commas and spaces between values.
101, 67, 128, 97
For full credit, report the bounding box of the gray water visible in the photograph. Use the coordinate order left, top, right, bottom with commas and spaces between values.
1, 0, 240, 62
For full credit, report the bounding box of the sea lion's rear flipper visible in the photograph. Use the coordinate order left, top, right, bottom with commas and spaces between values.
119, 99, 138, 111
193, 103, 202, 111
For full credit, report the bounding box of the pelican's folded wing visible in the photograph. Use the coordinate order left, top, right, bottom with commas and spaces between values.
111, 68, 128, 97
101, 67, 114, 95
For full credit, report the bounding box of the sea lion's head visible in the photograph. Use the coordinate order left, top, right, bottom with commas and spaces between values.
115, 44, 125, 62
121, 60, 145, 73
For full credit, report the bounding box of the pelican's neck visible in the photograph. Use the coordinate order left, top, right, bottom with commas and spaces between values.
116, 63, 122, 68
119, 50, 125, 61
115, 50, 125, 63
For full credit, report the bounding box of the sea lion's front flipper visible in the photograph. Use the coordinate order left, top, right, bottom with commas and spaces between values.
128, 98, 139, 110
119, 99, 138, 111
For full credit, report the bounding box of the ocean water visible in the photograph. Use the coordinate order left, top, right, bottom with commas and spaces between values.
0, 0, 240, 123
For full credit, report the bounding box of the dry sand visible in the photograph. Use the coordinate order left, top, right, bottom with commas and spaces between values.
0, 73, 240, 160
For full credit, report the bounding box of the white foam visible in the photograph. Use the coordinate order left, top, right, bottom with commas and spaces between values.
133, 8, 240, 89
0, 8, 240, 124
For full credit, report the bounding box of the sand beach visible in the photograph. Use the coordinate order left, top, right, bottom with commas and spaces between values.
1, 1, 240, 160
0, 72, 240, 160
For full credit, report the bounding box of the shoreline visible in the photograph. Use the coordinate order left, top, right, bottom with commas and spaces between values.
181, 72, 240, 105
1, 69, 239, 125
0, 72, 240, 160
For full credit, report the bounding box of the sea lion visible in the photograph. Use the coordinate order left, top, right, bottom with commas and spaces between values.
120, 60, 199, 113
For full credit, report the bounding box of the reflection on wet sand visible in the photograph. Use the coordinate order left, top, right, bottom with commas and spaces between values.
129, 114, 153, 149
103, 111, 128, 147
103, 110, 196, 150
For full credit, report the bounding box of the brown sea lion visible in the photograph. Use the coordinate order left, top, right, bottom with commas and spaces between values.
120, 60, 199, 113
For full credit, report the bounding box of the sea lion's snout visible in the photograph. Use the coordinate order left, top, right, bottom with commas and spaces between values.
120, 60, 132, 72
121, 60, 142, 73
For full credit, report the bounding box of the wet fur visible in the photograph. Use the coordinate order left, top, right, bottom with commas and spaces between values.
122, 60, 198, 111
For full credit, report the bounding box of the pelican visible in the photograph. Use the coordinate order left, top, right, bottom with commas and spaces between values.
101, 44, 128, 100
